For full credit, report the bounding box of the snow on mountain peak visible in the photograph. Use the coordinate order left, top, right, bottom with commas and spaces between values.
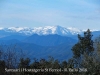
0, 26, 83, 36
32, 26, 55, 35
67, 27, 80, 32
8, 27, 24, 32
0, 27, 4, 30
67, 27, 82, 34
31, 25, 82, 35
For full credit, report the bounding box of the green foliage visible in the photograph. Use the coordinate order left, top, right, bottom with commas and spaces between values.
71, 29, 100, 74
19, 58, 30, 68
94, 36, 100, 59
72, 29, 94, 58
0, 60, 5, 75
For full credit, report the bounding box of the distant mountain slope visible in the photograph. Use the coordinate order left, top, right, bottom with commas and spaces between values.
92, 31, 100, 39
0, 40, 74, 61
15, 42, 74, 61
0, 35, 28, 41
23, 34, 77, 46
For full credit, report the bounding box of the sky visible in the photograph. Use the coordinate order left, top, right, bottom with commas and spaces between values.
0, 0, 100, 29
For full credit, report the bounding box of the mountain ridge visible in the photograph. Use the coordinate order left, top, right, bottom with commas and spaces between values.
0, 26, 83, 36
0, 26, 100, 60
23, 34, 77, 46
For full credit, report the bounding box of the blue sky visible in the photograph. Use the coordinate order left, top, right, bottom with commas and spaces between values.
0, 0, 100, 29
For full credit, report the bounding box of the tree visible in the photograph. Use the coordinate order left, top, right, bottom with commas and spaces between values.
0, 45, 5, 75
71, 29, 94, 67
19, 58, 30, 68
94, 36, 100, 59
18, 58, 30, 75
71, 29, 97, 74
0, 60, 5, 75
72, 29, 100, 75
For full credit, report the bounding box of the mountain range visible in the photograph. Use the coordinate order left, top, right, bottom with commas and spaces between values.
0, 26, 83, 36
0, 25, 100, 61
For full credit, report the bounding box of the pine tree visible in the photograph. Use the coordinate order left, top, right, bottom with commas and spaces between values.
71, 29, 95, 74
73, 29, 94, 56
72, 29, 94, 68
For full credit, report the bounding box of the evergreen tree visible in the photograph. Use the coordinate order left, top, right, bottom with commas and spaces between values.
71, 29, 98, 75
18, 58, 30, 75
71, 29, 94, 67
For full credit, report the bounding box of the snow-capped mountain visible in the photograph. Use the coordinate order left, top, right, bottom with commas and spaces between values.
0, 26, 100, 60
0, 26, 83, 36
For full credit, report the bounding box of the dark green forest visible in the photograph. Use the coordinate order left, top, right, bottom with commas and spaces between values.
0, 29, 100, 75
